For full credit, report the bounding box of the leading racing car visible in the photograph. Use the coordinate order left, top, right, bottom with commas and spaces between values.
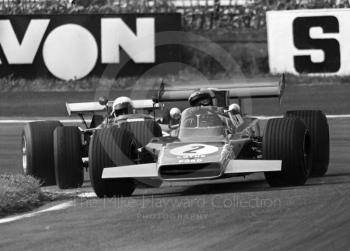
87, 77, 330, 197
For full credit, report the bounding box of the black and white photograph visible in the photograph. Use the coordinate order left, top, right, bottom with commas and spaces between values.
0, 0, 349, 250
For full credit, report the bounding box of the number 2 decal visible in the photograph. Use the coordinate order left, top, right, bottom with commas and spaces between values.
183, 145, 205, 154
170, 144, 219, 156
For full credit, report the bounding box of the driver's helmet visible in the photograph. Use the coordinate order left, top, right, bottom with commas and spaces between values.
188, 89, 215, 107
112, 96, 133, 117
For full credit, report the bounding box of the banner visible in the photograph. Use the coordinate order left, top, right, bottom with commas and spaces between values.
267, 9, 350, 76
0, 14, 181, 80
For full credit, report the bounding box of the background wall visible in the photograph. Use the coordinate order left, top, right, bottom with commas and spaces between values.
0, 0, 349, 77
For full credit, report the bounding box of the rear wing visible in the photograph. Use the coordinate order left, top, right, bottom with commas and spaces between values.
155, 75, 285, 102
66, 99, 159, 116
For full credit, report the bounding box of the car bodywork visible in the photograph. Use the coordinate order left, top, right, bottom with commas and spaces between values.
101, 77, 286, 182
102, 107, 281, 181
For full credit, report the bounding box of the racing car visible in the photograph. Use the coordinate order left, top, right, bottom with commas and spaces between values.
89, 76, 330, 197
22, 76, 329, 197
22, 96, 163, 188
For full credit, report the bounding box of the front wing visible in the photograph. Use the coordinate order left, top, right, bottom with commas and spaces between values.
101, 160, 282, 179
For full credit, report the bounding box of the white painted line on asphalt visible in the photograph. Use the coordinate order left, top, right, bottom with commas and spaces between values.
326, 114, 350, 118
255, 114, 350, 119
0, 119, 84, 123
77, 192, 97, 198
254, 115, 282, 120
0, 114, 349, 124
0, 201, 74, 224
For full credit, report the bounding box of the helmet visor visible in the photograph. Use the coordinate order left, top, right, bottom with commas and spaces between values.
113, 103, 132, 116
194, 97, 212, 106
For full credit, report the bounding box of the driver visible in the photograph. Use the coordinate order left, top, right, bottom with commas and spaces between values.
111, 96, 134, 118
188, 89, 241, 133
188, 89, 215, 107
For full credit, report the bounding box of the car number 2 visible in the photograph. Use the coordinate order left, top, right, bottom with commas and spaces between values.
170, 144, 219, 156
183, 145, 205, 154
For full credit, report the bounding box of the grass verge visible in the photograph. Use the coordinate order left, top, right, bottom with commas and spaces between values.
1, 74, 350, 92
0, 174, 56, 218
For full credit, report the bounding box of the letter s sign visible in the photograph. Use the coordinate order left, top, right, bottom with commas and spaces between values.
267, 9, 350, 76
293, 16, 340, 73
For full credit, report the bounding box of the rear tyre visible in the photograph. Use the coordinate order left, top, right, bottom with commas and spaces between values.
22, 121, 62, 186
120, 120, 163, 188
89, 126, 137, 197
53, 126, 84, 189
286, 110, 329, 177
263, 118, 311, 187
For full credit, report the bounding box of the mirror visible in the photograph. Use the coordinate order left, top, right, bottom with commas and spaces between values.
98, 96, 108, 106
168, 107, 181, 130
227, 103, 241, 114
169, 107, 181, 121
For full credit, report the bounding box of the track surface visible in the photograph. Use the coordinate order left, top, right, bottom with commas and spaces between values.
0, 117, 349, 250
1, 84, 350, 250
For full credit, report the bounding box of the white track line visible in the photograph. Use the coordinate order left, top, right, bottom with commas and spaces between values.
0, 201, 74, 224
77, 192, 97, 198
0, 115, 349, 123
325, 114, 350, 118
255, 114, 350, 119
0, 119, 84, 123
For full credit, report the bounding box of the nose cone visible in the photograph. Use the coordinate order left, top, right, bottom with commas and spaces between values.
157, 142, 227, 180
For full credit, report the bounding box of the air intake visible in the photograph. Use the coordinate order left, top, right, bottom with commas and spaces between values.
159, 163, 221, 180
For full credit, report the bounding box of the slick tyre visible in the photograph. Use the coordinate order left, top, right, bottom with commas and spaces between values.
120, 120, 162, 147
263, 118, 311, 187
286, 110, 329, 177
54, 126, 84, 189
120, 120, 163, 188
22, 121, 62, 186
89, 126, 137, 198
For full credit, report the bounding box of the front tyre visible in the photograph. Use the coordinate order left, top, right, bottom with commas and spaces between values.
89, 126, 137, 198
263, 118, 311, 187
120, 120, 163, 188
120, 120, 162, 147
